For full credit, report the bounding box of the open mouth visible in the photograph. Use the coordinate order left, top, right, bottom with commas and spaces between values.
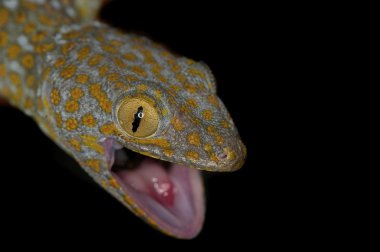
107, 140, 205, 239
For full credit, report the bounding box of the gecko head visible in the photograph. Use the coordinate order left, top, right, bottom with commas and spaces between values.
45, 24, 246, 239
99, 72, 246, 239
90, 75, 246, 238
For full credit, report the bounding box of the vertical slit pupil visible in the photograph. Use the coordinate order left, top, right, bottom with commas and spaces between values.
132, 106, 143, 133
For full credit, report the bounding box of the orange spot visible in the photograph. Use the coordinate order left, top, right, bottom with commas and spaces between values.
185, 59, 196, 65
202, 109, 213, 120
221, 120, 231, 129
125, 75, 138, 83
84, 159, 101, 172
102, 44, 117, 54
15, 11, 26, 23
26, 75, 35, 88
215, 135, 224, 145
208, 126, 217, 135
187, 133, 201, 146
210, 153, 219, 163
80, 135, 104, 154
54, 58, 65, 68
137, 84, 148, 91
23, 23, 36, 34
184, 83, 198, 94
88, 54, 104, 66
35, 43, 55, 53
0, 64, 6, 77
180, 105, 190, 114
130, 66, 147, 77
176, 74, 186, 83
109, 178, 120, 189
66, 118, 78, 131
42, 67, 51, 81
60, 65, 77, 79
24, 98, 33, 109
113, 57, 126, 68
156, 74, 167, 83
0, 31, 8, 46
208, 95, 219, 106
61, 42, 76, 55
71, 87, 84, 100
169, 84, 181, 93
110, 40, 123, 47
82, 114, 97, 128
31, 31, 47, 42
21, 54, 35, 69
141, 49, 156, 64
69, 139, 81, 151
204, 143, 213, 152
186, 98, 198, 108
188, 67, 206, 79
186, 151, 199, 161
76, 74, 89, 84
7, 44, 21, 59
171, 117, 184, 131
163, 149, 174, 158
98, 66, 109, 77
63, 31, 81, 39
124, 52, 138, 61
151, 64, 161, 74
100, 123, 116, 135
95, 34, 105, 42
65, 100, 79, 113
170, 63, 181, 73
55, 112, 63, 128
9, 72, 21, 86
39, 14, 55, 26
89, 84, 112, 113
77, 46, 90, 61
114, 82, 127, 89
0, 8, 9, 27
24, 2, 38, 10
107, 73, 120, 82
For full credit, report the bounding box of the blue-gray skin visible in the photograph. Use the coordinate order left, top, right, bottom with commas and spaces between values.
0, 0, 246, 239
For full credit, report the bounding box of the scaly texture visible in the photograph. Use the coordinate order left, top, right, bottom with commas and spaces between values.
0, 0, 246, 238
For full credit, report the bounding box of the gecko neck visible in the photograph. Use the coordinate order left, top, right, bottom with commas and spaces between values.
0, 0, 87, 114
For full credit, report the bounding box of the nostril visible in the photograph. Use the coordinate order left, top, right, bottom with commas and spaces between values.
218, 152, 228, 159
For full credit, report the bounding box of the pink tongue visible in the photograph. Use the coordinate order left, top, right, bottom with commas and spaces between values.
116, 158, 175, 207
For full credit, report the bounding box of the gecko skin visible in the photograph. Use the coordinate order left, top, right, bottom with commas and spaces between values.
0, 0, 246, 238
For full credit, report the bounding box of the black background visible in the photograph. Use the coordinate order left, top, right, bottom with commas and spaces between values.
0, 1, 307, 248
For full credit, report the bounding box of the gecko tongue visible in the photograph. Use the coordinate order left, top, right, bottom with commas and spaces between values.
115, 159, 175, 207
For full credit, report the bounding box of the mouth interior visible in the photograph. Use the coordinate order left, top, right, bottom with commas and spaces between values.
108, 141, 204, 239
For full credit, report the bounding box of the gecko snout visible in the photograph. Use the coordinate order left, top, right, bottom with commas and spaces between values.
213, 140, 247, 172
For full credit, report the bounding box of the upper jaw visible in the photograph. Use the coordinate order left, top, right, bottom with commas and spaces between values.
110, 133, 247, 173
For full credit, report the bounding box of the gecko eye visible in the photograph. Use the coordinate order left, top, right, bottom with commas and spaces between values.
117, 98, 159, 138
